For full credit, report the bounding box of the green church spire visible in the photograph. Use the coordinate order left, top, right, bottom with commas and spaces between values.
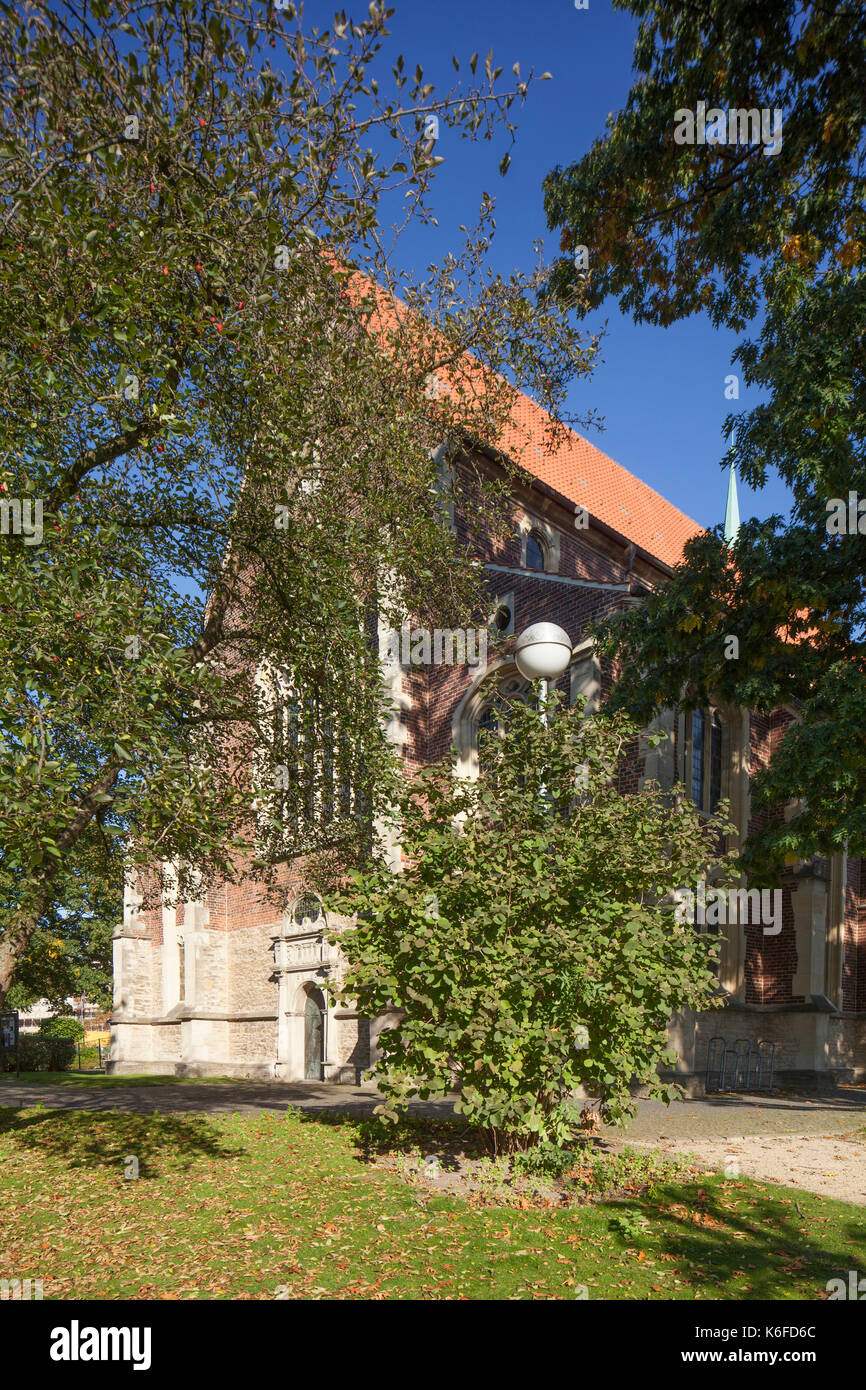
724, 431, 740, 544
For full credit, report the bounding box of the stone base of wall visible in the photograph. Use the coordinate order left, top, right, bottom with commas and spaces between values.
107, 1058, 278, 1080
664, 1004, 866, 1093
110, 1004, 865, 1089
655, 1067, 855, 1099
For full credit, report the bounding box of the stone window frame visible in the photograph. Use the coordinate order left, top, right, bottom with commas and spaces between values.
674, 703, 754, 999
677, 705, 731, 817
452, 657, 533, 780
517, 512, 560, 574
489, 590, 515, 639
778, 704, 847, 1010
252, 658, 356, 843
569, 637, 602, 716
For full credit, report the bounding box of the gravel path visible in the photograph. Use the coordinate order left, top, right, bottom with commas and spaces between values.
627, 1131, 866, 1206
606, 1089, 866, 1206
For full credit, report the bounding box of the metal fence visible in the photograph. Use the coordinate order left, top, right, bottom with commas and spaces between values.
76, 1040, 106, 1071
705, 1036, 777, 1093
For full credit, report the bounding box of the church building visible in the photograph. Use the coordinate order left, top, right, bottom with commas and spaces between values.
109, 388, 866, 1092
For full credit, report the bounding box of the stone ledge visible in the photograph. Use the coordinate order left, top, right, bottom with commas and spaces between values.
655, 1067, 858, 1098
111, 1011, 278, 1025
106, 1059, 277, 1079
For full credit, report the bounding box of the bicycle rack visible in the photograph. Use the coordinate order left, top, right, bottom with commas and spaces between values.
705, 1036, 777, 1093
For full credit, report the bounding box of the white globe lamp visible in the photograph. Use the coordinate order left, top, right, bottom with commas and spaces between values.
514, 622, 573, 725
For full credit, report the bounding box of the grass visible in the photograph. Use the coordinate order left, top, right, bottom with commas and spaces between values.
1, 1104, 864, 1300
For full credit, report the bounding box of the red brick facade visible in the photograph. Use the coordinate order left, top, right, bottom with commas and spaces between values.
110, 436, 866, 1087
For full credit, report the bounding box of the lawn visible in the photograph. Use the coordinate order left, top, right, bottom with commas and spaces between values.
1, 1105, 864, 1300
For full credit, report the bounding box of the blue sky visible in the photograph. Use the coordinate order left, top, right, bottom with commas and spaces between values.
304, 0, 793, 533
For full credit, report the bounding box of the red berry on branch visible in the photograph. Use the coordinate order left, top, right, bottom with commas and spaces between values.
216, 323, 223, 332
162, 266, 168, 275
196, 263, 202, 271
199, 117, 206, 128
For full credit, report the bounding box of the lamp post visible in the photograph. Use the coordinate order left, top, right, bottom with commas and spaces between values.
514, 622, 573, 723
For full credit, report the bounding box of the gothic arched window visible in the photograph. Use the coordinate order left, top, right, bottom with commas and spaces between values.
525, 532, 546, 571
684, 708, 723, 814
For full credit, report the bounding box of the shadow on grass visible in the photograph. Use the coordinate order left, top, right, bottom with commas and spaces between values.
300, 1108, 490, 1171
605, 1175, 866, 1299
0, 1106, 246, 1180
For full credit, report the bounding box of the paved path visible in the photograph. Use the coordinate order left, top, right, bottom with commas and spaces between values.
0, 1078, 409, 1117
608, 1089, 866, 1141
1, 1078, 864, 1134
610, 1090, 866, 1207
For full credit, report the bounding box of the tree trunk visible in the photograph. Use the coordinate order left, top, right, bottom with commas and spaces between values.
0, 882, 55, 1005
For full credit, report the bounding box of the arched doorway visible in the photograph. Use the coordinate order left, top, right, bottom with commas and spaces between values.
304, 988, 326, 1080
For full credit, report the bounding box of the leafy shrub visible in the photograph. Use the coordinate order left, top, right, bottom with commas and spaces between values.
6, 1035, 52, 1071
609, 1211, 650, 1241
39, 1016, 85, 1041
36, 1017, 83, 1069
511, 1140, 581, 1179
575, 1146, 691, 1197
329, 693, 738, 1150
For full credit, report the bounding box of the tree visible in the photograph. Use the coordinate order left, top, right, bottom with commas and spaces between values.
541, 0, 866, 874
2, 825, 118, 1013
326, 690, 737, 1151
0, 0, 600, 1000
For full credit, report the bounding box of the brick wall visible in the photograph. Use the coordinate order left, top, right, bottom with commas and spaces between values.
113, 449, 866, 1080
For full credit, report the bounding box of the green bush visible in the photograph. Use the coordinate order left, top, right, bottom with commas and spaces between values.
36, 1017, 82, 1069
329, 693, 739, 1150
5, 1035, 52, 1071
511, 1140, 580, 1179
39, 1016, 85, 1041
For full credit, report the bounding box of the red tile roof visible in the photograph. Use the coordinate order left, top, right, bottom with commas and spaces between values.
500, 392, 701, 570
347, 267, 701, 569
